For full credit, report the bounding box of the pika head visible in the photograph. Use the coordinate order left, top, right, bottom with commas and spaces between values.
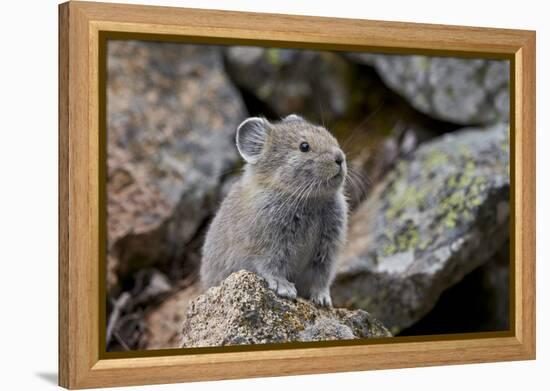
236, 114, 346, 196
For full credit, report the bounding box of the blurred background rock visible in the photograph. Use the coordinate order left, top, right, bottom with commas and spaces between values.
105, 41, 510, 351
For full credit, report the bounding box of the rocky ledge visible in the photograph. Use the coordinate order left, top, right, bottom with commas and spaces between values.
347, 53, 509, 126
180, 271, 391, 347
332, 123, 510, 334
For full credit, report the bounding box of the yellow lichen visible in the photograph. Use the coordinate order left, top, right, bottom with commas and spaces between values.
265, 48, 280, 66
425, 150, 449, 170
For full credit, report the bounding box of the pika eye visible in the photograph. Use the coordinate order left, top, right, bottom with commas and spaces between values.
299, 142, 310, 152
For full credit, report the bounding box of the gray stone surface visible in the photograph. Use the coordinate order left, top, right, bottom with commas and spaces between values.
332, 123, 510, 334
180, 271, 391, 347
106, 41, 247, 290
398, 245, 510, 336
224, 47, 355, 122
349, 53, 509, 125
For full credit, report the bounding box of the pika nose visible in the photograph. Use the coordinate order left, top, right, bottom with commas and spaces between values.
334, 151, 344, 166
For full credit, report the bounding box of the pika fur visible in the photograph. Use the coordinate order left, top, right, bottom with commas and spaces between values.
200, 114, 348, 306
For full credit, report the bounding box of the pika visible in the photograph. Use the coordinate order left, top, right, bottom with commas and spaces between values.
200, 115, 348, 306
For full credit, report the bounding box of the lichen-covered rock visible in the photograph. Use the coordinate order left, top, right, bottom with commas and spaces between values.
224, 47, 355, 122
107, 41, 247, 290
180, 271, 391, 347
348, 54, 509, 125
332, 123, 510, 334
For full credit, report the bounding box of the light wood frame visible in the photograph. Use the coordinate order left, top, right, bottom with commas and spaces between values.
59, 1, 536, 389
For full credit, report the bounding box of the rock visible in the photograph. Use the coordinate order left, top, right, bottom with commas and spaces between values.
107, 41, 247, 290
145, 281, 203, 349
400, 243, 510, 335
224, 47, 356, 122
341, 121, 438, 210
180, 271, 391, 347
332, 123, 510, 334
130, 269, 173, 306
348, 54, 509, 125
477, 244, 511, 331
325, 64, 452, 210
106, 269, 175, 351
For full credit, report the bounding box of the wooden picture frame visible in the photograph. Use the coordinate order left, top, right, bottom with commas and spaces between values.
58, 1, 536, 388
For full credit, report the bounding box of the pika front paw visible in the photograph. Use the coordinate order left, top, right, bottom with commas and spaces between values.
310, 290, 333, 307
265, 277, 297, 300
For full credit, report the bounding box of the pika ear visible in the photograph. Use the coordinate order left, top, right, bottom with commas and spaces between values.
284, 114, 302, 121
236, 117, 269, 164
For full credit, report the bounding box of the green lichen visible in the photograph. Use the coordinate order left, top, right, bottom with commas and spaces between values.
265, 48, 280, 66
425, 150, 449, 170
419, 56, 431, 71
436, 156, 487, 229
257, 83, 274, 99
380, 221, 420, 256
443, 209, 458, 228
382, 140, 493, 255
458, 144, 473, 159
418, 237, 432, 251
396, 227, 419, 252
385, 184, 429, 221
356, 297, 372, 311
382, 242, 397, 257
